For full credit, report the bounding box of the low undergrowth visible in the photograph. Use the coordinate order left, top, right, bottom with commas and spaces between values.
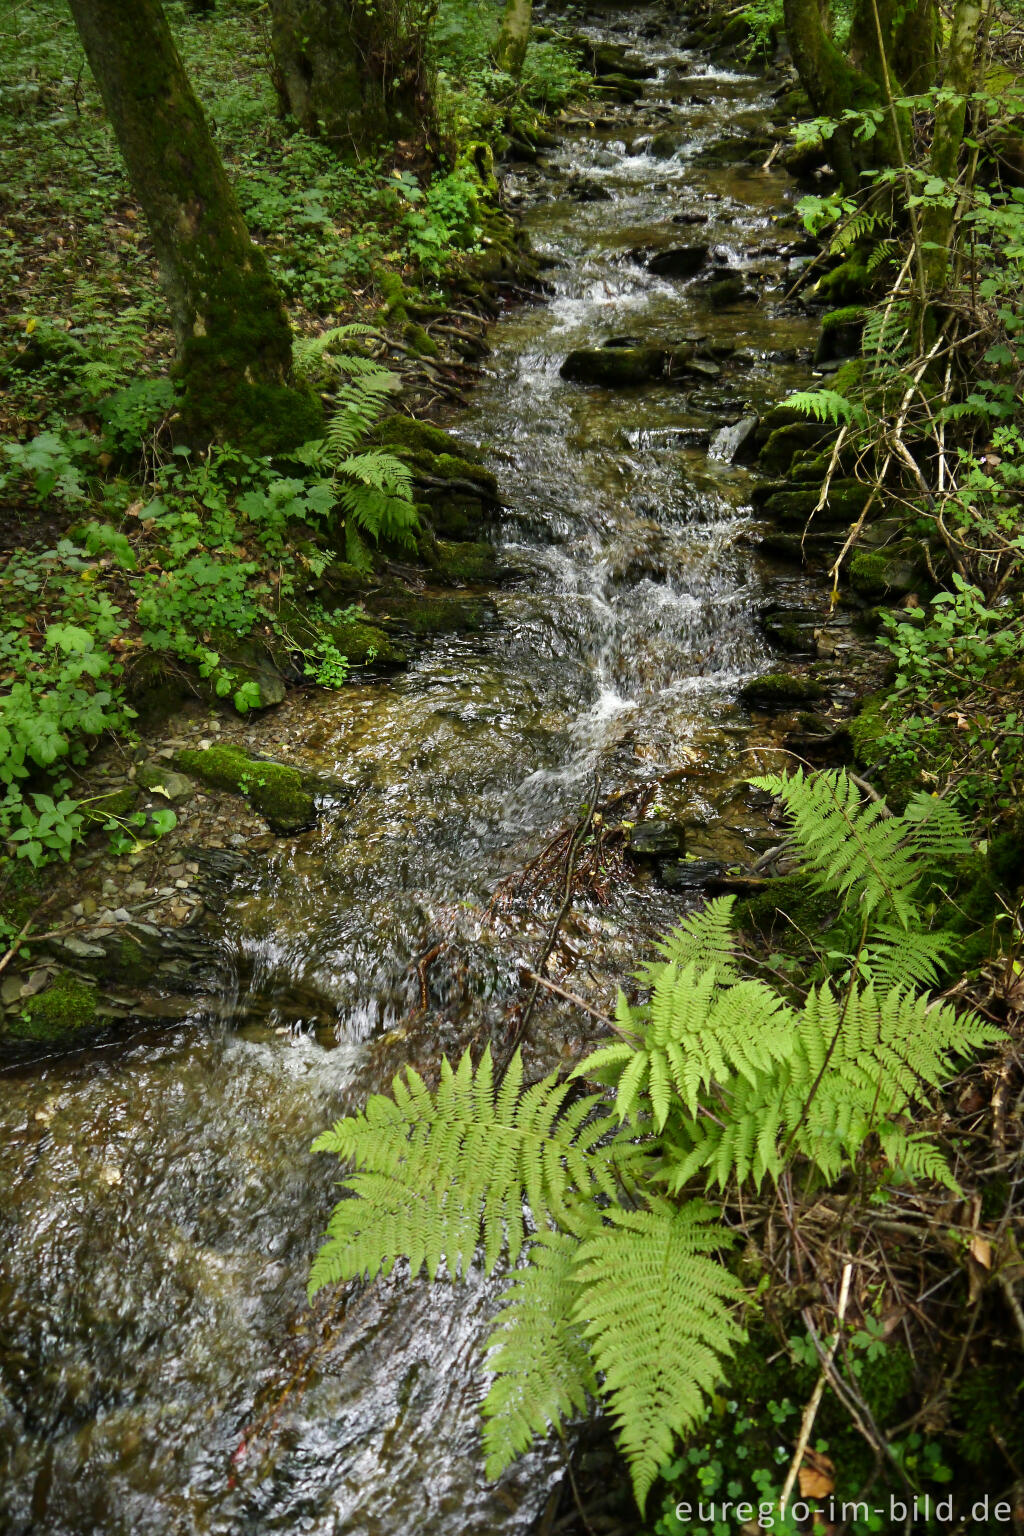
0, 0, 588, 896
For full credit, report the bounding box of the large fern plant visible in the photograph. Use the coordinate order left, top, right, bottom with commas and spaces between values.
293, 324, 419, 571
308, 770, 1000, 1510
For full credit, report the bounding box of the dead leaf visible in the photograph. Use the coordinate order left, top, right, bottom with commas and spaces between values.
799, 1449, 835, 1501
970, 1234, 992, 1270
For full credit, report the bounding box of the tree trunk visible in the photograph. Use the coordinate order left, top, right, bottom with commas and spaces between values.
782, 0, 877, 187
850, 0, 938, 95
494, 0, 532, 77
922, 0, 983, 289
268, 0, 435, 152
66, 0, 319, 452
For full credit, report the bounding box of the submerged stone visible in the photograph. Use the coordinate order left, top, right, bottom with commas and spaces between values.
560, 346, 668, 386
658, 859, 728, 890
628, 821, 685, 858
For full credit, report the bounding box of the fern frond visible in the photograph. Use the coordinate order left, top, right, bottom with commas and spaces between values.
482, 1229, 596, 1477
664, 983, 1000, 1190
581, 966, 793, 1128
752, 769, 934, 928
309, 1047, 641, 1296
572, 1202, 743, 1512
640, 895, 741, 984
786, 389, 862, 425
859, 922, 953, 991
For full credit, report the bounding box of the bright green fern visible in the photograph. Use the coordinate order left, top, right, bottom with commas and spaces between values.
293, 324, 419, 570
307, 769, 999, 1510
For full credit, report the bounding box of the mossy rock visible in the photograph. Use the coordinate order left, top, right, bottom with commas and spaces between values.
738, 871, 837, 939
375, 414, 468, 460
560, 346, 669, 386
848, 693, 919, 810
79, 784, 140, 825
814, 259, 871, 305
323, 611, 407, 667
402, 322, 439, 358
848, 546, 923, 599
5, 975, 99, 1042
762, 480, 870, 528
594, 73, 645, 102
173, 744, 315, 834
702, 273, 752, 308
371, 592, 490, 636
434, 539, 499, 585
273, 597, 407, 670
0, 859, 50, 937
758, 419, 830, 475
740, 671, 825, 709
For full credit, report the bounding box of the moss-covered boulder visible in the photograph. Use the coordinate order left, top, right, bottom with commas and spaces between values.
4, 975, 99, 1042
848, 546, 925, 600
761, 479, 870, 528
273, 598, 407, 671
173, 744, 316, 834
702, 273, 752, 308
738, 872, 837, 941
740, 672, 825, 710
758, 420, 830, 475
434, 539, 499, 585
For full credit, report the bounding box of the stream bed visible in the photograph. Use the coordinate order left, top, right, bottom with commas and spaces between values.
1, 8, 822, 1533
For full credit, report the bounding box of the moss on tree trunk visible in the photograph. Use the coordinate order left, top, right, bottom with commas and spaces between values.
268, 0, 436, 151
66, 0, 320, 452
494, 0, 532, 77
922, 0, 982, 289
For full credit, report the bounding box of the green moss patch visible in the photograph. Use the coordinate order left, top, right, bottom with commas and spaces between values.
740, 672, 825, 710
6, 975, 99, 1041
174, 743, 315, 834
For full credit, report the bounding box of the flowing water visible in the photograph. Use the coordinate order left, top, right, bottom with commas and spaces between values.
1, 10, 821, 1533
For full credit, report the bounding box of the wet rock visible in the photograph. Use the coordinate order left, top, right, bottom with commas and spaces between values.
567, 178, 613, 203
648, 130, 684, 159
700, 273, 755, 309
560, 346, 669, 387
586, 41, 656, 80
595, 73, 646, 103
371, 592, 493, 636
695, 134, 774, 166
628, 821, 685, 858
658, 859, 728, 890
647, 244, 710, 279
708, 415, 759, 464
672, 211, 710, 226
759, 605, 819, 652
173, 744, 316, 834
740, 672, 825, 710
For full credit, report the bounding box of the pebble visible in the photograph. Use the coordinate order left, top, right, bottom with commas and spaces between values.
126, 881, 147, 896
112, 908, 132, 923
174, 878, 190, 889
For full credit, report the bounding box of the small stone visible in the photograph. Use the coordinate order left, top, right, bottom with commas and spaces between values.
21, 969, 53, 998
70, 902, 85, 918
126, 881, 147, 896
174, 878, 190, 889
169, 904, 190, 921
628, 821, 685, 859
111, 907, 132, 923
2, 976, 23, 1006
198, 738, 212, 750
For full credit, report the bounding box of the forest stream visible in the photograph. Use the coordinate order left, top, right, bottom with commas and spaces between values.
1, 10, 825, 1533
